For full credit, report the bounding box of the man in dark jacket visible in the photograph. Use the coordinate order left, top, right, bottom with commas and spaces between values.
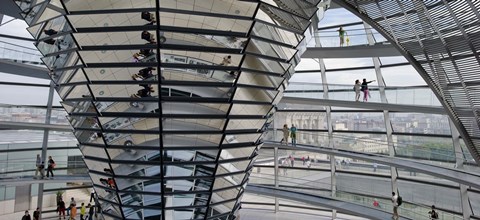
33, 207, 40, 220
22, 210, 31, 220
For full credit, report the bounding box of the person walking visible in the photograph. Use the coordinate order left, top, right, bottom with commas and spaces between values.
373, 162, 378, 172
302, 156, 305, 165
429, 205, 439, 219
80, 203, 86, 220
282, 159, 288, 175
219, 55, 232, 66
392, 192, 399, 220
361, 78, 376, 102
22, 211, 32, 220
35, 154, 43, 179
87, 203, 94, 220
337, 26, 347, 47
281, 124, 289, 146
89, 189, 95, 203
290, 124, 297, 146
354, 79, 362, 101
46, 156, 55, 178
58, 198, 66, 219
290, 155, 295, 167
33, 208, 40, 220
306, 160, 311, 169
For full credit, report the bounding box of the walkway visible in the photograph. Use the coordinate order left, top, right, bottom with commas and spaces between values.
0, 175, 91, 186
302, 43, 400, 58
0, 121, 71, 132
280, 96, 451, 115
262, 141, 480, 190
0, 59, 49, 79
245, 184, 411, 220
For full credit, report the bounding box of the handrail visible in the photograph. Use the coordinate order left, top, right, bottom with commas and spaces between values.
266, 130, 463, 162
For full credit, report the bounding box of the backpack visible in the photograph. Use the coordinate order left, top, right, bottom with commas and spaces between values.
397, 196, 402, 206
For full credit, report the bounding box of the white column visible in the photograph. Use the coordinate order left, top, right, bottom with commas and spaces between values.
363, 22, 398, 194
450, 119, 472, 219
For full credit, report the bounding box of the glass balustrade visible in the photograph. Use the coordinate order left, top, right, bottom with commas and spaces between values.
284, 82, 442, 106
307, 29, 388, 47
248, 174, 464, 220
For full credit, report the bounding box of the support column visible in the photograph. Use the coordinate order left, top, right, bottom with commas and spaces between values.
363, 22, 398, 193
37, 81, 55, 218
313, 24, 336, 219
274, 146, 279, 212
450, 119, 472, 219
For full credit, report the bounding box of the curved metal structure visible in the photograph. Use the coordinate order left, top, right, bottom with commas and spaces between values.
334, 0, 480, 164
12, 0, 320, 219
246, 185, 412, 220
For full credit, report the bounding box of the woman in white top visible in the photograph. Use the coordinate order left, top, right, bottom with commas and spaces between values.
354, 79, 362, 101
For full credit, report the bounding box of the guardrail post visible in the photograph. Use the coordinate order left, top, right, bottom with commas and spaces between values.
274, 146, 279, 212
37, 81, 55, 219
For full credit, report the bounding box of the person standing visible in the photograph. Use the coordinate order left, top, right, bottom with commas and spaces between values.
89, 189, 95, 203
80, 203, 86, 220
281, 124, 289, 146
282, 159, 288, 175
70, 204, 77, 220
22, 211, 31, 220
392, 192, 399, 220
67, 197, 76, 216
337, 26, 347, 47
290, 124, 297, 146
46, 156, 55, 178
306, 160, 311, 169
354, 79, 362, 101
361, 78, 376, 102
87, 203, 94, 220
429, 205, 439, 219
33, 207, 40, 220
373, 162, 378, 172
35, 154, 42, 178
58, 198, 66, 219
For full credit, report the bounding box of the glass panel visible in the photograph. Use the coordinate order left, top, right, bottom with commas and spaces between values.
393, 135, 456, 162
331, 112, 386, 132
0, 85, 49, 105
390, 113, 451, 135
160, 0, 257, 17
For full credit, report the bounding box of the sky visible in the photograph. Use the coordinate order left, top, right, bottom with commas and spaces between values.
0, 7, 428, 106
